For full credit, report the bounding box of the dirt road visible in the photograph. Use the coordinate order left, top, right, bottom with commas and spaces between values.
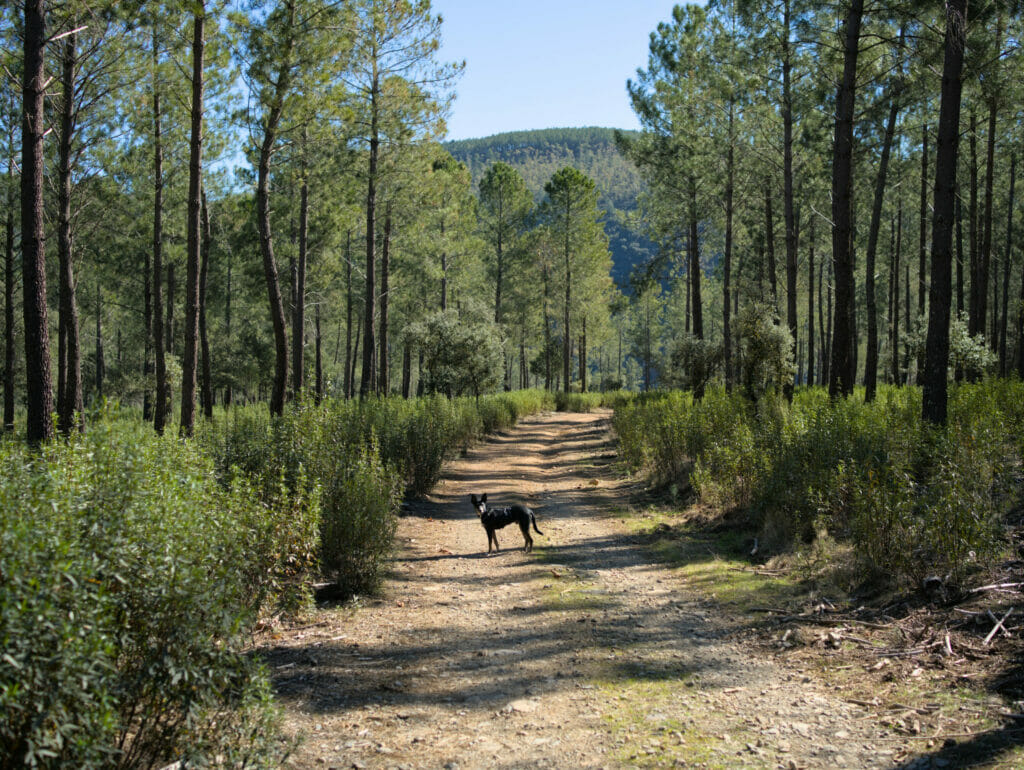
261, 410, 926, 769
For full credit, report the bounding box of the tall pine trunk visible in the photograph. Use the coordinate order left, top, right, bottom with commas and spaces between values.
152, 27, 167, 434
690, 177, 705, 399
579, 319, 587, 393
22, 0, 54, 444
781, 0, 798, 398
344, 230, 353, 398
829, 0, 863, 398
314, 303, 323, 403
562, 197, 571, 394
917, 122, 929, 382
377, 201, 392, 395
56, 31, 83, 434
199, 189, 213, 419
979, 96, 998, 350
95, 280, 104, 400
864, 95, 900, 402
180, 6, 204, 436
4, 144, 15, 431
999, 154, 1015, 373
807, 218, 815, 387
764, 183, 778, 306
968, 112, 980, 336
723, 104, 734, 389
923, 0, 968, 426
255, 15, 295, 416
293, 132, 308, 397
892, 203, 903, 384
360, 68, 379, 397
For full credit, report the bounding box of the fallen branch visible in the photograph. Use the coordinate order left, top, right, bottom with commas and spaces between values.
877, 726, 1024, 741
875, 640, 944, 658
971, 582, 1024, 593
772, 614, 893, 630
984, 607, 1014, 645
888, 702, 939, 714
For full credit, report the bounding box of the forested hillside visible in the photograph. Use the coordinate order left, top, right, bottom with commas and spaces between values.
447, 127, 654, 288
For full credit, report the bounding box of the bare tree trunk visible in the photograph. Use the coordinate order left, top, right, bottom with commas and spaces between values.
562, 198, 571, 394
764, 183, 778, 307
968, 111, 981, 338
180, 5, 204, 437
293, 131, 308, 398
143, 238, 152, 420
828, 0, 863, 398
923, 0, 968, 426
724, 103, 734, 390
199, 189, 213, 419
344, 231, 353, 398
807, 218, 815, 387
314, 302, 323, 403
95, 279, 104, 401
21, 0, 54, 444
152, 26, 167, 435
377, 201, 392, 395
56, 31, 83, 434
360, 68, 379, 397
542, 262, 552, 391
916, 122, 929, 383
999, 154, 1015, 374
956, 186, 965, 319
891, 202, 903, 384
255, 25, 294, 416
781, 0, 798, 395
824, 255, 833, 387
401, 338, 411, 398
351, 311, 362, 396
690, 177, 705, 399
224, 242, 232, 408
864, 94, 900, 402
4, 142, 15, 431
979, 54, 1000, 348
165, 262, 175, 358
579, 318, 587, 393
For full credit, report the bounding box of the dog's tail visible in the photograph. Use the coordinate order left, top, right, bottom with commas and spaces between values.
530, 510, 543, 535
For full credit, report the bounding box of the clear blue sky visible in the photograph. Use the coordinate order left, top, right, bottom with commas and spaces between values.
430, 0, 680, 141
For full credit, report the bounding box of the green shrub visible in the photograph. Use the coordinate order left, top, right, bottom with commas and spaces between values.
0, 418, 284, 769
612, 380, 1023, 587
200, 390, 553, 596
555, 391, 607, 412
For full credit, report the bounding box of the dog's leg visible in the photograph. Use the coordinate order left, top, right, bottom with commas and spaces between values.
520, 521, 532, 552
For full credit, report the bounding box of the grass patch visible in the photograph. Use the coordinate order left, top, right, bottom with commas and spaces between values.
534, 567, 612, 613
621, 506, 805, 612
596, 679, 725, 768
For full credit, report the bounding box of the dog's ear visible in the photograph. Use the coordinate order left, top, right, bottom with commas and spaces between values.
470, 494, 478, 505
481, 493, 487, 503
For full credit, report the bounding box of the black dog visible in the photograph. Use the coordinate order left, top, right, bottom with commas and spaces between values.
470, 493, 543, 554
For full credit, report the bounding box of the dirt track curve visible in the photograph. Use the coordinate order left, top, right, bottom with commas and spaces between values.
260, 409, 920, 769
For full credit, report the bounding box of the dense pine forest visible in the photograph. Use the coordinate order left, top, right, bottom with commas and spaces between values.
446, 127, 655, 286
4, 0, 1024, 766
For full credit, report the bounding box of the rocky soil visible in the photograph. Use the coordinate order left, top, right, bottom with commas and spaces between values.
257, 409, 1024, 769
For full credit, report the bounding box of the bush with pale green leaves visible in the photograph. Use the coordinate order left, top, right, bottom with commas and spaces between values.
0, 417, 286, 769
611, 381, 1021, 587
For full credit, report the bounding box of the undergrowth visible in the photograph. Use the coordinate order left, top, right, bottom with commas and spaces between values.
1, 389, 555, 767
612, 380, 1023, 589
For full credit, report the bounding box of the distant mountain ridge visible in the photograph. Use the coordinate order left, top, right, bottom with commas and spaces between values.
445, 127, 652, 289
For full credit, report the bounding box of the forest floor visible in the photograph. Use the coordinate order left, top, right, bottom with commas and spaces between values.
257, 409, 1024, 769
